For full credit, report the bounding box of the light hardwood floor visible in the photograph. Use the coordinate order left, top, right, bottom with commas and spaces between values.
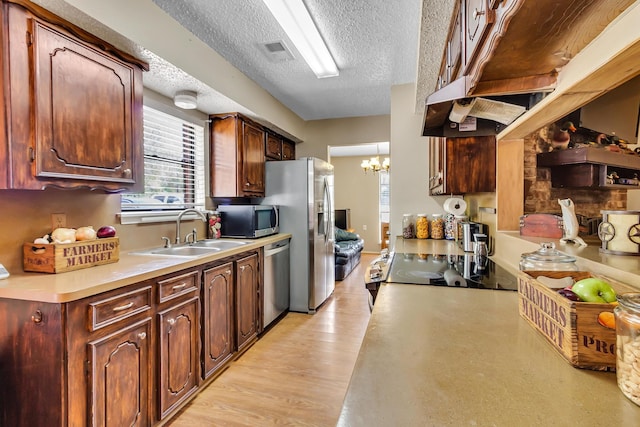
167, 253, 376, 427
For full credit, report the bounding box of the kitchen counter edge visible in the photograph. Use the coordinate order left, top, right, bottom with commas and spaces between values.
0, 233, 292, 303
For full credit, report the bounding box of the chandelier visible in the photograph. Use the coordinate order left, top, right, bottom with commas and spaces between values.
361, 144, 390, 174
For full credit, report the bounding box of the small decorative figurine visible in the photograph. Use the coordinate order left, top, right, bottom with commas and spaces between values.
551, 121, 576, 150
558, 198, 587, 246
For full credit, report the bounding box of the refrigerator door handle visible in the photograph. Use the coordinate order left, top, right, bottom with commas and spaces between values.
323, 177, 331, 244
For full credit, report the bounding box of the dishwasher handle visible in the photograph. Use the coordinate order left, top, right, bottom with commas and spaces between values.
265, 241, 290, 257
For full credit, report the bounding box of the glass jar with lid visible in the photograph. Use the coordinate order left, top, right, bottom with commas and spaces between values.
444, 213, 456, 240
615, 293, 640, 406
454, 215, 468, 242
430, 214, 445, 240
402, 214, 415, 239
519, 242, 578, 271
415, 214, 429, 239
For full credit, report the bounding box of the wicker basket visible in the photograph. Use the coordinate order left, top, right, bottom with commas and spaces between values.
518, 270, 637, 371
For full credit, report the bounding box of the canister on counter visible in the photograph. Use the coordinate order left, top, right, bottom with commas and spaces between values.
615, 293, 640, 406
415, 214, 429, 239
454, 215, 468, 242
444, 213, 455, 240
430, 214, 445, 239
402, 214, 415, 239
519, 242, 577, 271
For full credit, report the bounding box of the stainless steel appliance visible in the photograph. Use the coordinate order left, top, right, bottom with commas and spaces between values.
262, 158, 335, 313
460, 221, 488, 252
263, 238, 290, 328
365, 251, 517, 306
217, 204, 279, 238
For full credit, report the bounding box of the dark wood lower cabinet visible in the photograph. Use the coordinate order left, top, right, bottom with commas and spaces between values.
202, 262, 235, 379
88, 318, 152, 427
157, 296, 200, 420
236, 253, 259, 353
0, 250, 263, 426
0, 300, 65, 426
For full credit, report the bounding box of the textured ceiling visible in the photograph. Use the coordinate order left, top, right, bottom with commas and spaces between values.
32, 0, 451, 124
152, 0, 425, 120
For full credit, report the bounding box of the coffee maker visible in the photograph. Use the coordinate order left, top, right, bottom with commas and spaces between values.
459, 221, 488, 252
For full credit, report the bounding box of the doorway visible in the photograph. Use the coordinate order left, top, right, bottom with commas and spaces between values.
328, 142, 390, 252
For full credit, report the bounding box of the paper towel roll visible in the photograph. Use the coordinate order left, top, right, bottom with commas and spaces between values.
443, 197, 467, 216
443, 269, 467, 287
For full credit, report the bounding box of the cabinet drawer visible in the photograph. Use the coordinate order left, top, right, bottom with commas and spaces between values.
89, 286, 152, 331
158, 270, 199, 304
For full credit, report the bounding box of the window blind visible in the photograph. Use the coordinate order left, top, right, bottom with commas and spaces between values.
121, 105, 205, 211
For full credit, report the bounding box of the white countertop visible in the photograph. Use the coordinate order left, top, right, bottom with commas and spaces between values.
338, 237, 640, 425
0, 234, 291, 303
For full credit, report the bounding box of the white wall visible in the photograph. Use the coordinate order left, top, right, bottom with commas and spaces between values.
389, 84, 444, 246
331, 156, 381, 252
299, 115, 391, 160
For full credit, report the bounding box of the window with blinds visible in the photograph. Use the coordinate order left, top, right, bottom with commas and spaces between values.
121, 105, 205, 211
379, 171, 390, 223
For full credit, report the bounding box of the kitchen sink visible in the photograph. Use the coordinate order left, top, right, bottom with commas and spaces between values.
130, 245, 221, 257
129, 239, 248, 258
191, 239, 248, 250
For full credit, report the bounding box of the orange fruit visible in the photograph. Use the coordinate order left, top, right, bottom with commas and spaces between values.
597, 311, 615, 329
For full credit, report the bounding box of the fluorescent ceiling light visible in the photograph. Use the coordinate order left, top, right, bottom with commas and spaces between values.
263, 0, 339, 78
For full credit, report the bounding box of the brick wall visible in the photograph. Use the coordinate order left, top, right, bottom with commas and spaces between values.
523, 125, 627, 219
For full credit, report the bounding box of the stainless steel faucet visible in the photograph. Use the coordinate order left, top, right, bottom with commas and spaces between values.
175, 208, 208, 244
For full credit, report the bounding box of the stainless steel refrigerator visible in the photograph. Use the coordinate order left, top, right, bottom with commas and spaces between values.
262, 157, 335, 313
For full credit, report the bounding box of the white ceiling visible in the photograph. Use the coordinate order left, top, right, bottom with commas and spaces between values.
150, 0, 425, 121
33, 0, 452, 128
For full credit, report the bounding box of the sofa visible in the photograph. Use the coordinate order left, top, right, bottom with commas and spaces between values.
334, 228, 364, 281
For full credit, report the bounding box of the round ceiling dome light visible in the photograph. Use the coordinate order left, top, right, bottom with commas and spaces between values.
174, 90, 198, 109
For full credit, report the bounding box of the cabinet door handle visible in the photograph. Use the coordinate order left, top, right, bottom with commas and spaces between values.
240, 265, 246, 272
138, 332, 147, 340
122, 168, 132, 178
473, 8, 485, 20
172, 283, 187, 291
226, 270, 232, 275
31, 310, 43, 323
112, 302, 134, 312
167, 318, 176, 326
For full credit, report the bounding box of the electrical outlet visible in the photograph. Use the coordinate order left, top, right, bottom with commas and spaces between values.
363, 225, 367, 231
51, 213, 67, 230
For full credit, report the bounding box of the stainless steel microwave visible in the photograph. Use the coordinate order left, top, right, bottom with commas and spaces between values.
217, 205, 279, 238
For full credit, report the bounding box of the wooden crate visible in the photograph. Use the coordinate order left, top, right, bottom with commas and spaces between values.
518, 270, 637, 371
23, 237, 119, 273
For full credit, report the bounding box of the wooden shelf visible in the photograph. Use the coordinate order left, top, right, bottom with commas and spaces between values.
537, 147, 640, 169
537, 147, 640, 189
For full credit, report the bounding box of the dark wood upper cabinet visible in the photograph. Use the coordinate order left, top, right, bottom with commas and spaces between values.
265, 131, 296, 161
462, 0, 494, 73
210, 113, 266, 198
265, 132, 283, 160
0, 0, 148, 191
429, 136, 496, 195
282, 138, 296, 160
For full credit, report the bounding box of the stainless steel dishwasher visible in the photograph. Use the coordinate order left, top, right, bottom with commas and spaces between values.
263, 238, 290, 328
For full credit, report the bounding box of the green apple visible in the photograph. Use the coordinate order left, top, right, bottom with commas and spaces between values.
571, 278, 617, 303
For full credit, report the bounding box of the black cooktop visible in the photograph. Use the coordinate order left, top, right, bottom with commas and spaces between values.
381, 252, 518, 291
